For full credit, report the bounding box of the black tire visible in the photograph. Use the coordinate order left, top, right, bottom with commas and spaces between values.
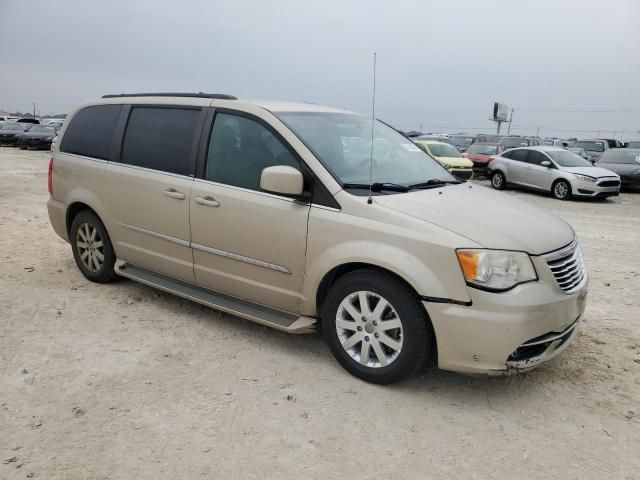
19, 145, 26, 150
322, 270, 434, 384
552, 179, 572, 200
70, 210, 117, 283
491, 171, 506, 190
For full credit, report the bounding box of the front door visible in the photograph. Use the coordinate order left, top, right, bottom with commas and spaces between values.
190, 111, 310, 313
526, 150, 557, 191
106, 105, 203, 283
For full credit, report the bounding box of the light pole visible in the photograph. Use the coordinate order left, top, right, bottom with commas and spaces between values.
32, 103, 36, 118
507, 108, 514, 135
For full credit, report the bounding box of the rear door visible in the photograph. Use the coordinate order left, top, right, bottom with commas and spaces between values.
105, 105, 205, 282
189, 109, 310, 313
502, 149, 529, 185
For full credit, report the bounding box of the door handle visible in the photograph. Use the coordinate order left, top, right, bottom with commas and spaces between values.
195, 195, 220, 207
163, 188, 186, 200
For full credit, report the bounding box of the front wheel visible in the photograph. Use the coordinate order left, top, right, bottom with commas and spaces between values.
322, 270, 434, 384
491, 171, 506, 190
552, 179, 572, 200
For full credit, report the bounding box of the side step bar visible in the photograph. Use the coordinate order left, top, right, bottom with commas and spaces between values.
114, 260, 316, 334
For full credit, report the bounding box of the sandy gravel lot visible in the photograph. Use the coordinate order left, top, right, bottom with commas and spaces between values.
1, 148, 639, 480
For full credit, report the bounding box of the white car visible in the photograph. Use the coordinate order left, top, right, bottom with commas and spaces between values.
489, 146, 621, 200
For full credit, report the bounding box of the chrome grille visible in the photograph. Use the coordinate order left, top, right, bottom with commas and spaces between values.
544, 239, 587, 294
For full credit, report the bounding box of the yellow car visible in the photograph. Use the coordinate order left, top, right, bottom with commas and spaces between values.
414, 140, 474, 180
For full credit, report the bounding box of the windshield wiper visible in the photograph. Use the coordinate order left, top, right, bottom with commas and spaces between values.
342, 182, 410, 192
408, 179, 463, 190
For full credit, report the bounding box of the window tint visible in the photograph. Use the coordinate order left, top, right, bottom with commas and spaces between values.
205, 113, 300, 191
505, 149, 529, 162
526, 151, 550, 165
60, 105, 122, 160
121, 107, 200, 176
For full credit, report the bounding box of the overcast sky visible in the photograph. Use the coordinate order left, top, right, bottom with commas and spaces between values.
1, 0, 639, 139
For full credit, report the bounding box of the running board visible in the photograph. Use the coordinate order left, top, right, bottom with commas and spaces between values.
114, 260, 316, 334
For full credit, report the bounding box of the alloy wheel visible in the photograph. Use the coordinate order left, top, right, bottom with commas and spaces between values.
76, 222, 105, 272
554, 181, 569, 199
335, 291, 404, 368
492, 172, 504, 188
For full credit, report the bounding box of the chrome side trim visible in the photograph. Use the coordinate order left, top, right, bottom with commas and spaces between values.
119, 223, 190, 247
191, 242, 291, 274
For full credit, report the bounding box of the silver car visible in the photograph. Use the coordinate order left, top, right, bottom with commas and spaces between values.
489, 146, 621, 200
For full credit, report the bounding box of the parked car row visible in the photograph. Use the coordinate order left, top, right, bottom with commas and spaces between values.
0, 122, 59, 149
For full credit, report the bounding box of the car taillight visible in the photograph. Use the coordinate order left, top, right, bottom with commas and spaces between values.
48, 158, 53, 194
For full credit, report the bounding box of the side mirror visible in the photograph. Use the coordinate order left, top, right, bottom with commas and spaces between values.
260, 165, 304, 197
541, 160, 551, 167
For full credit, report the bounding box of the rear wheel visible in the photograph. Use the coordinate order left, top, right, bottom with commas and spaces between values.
552, 179, 572, 200
322, 270, 433, 384
70, 210, 117, 283
491, 171, 506, 190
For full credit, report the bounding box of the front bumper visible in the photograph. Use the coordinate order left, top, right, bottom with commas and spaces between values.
426, 255, 588, 374
0, 135, 20, 146
19, 138, 53, 149
571, 177, 620, 197
471, 162, 490, 177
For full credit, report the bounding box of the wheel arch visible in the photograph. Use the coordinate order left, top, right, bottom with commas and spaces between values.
315, 262, 438, 367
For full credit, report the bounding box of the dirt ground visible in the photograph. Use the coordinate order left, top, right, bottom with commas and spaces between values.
1, 147, 639, 480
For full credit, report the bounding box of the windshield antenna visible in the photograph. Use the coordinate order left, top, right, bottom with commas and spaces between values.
367, 52, 377, 205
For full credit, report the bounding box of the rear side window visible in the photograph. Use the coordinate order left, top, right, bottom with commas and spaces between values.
60, 105, 122, 160
121, 107, 200, 176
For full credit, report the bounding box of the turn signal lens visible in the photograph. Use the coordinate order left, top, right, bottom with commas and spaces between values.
456, 249, 537, 291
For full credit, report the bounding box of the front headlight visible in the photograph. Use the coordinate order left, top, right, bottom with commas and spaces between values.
574, 174, 596, 183
456, 249, 537, 291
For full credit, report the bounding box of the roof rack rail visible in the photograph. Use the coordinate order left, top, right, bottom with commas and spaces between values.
101, 92, 237, 100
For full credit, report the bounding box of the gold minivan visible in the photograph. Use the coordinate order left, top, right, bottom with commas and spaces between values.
47, 93, 588, 384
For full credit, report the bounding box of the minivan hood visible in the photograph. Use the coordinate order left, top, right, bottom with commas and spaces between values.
562, 166, 618, 178
374, 184, 574, 255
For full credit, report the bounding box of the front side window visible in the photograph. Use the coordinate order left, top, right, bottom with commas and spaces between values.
505, 149, 529, 162
205, 112, 300, 191
60, 105, 122, 160
276, 112, 455, 186
526, 150, 549, 165
121, 107, 200, 176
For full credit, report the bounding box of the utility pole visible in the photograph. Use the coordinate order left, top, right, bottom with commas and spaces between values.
32, 102, 36, 118
507, 108, 514, 135
536, 127, 540, 137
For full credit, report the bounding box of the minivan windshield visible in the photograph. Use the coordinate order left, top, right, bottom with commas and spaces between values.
276, 112, 456, 187
573, 141, 605, 152
546, 150, 593, 167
